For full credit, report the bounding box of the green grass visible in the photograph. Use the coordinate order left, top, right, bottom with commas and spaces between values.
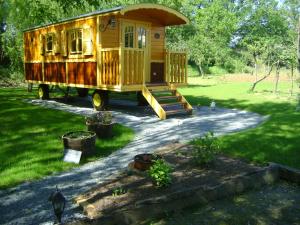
0, 87, 134, 189
179, 76, 300, 169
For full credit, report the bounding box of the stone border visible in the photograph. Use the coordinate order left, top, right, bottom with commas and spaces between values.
269, 162, 300, 185
69, 164, 280, 225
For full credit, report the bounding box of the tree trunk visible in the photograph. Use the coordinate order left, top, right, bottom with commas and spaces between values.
249, 62, 276, 92
297, 17, 300, 73
254, 56, 258, 82
273, 62, 280, 94
197, 64, 204, 78
290, 66, 294, 96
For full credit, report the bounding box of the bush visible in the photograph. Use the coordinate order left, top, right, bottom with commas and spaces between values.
192, 132, 220, 165
148, 159, 172, 188
208, 66, 228, 75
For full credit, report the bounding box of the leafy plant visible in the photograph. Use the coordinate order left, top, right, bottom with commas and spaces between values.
192, 132, 220, 165
85, 111, 112, 125
148, 159, 172, 188
112, 187, 126, 196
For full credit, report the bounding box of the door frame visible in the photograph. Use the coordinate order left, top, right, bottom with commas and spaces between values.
120, 19, 151, 84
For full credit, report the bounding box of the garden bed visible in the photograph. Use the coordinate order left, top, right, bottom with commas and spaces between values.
72, 143, 279, 225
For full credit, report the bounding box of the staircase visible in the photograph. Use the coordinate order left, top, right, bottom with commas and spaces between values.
142, 84, 193, 120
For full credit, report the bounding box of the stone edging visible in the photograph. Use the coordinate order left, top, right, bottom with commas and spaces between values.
71, 165, 279, 225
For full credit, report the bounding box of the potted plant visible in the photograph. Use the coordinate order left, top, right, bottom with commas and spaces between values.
62, 131, 96, 157
85, 111, 114, 139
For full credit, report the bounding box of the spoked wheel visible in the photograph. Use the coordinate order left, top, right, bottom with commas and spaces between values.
76, 88, 89, 97
92, 90, 108, 111
38, 84, 49, 100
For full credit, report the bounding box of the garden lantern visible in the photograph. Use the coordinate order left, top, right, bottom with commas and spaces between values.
49, 186, 66, 224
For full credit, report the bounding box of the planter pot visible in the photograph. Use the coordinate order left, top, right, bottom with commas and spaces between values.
134, 154, 161, 171
62, 131, 96, 157
86, 122, 114, 139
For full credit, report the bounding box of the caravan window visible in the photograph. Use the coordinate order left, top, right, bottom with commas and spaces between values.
46, 33, 54, 52
124, 26, 134, 48
69, 29, 82, 54
137, 27, 146, 49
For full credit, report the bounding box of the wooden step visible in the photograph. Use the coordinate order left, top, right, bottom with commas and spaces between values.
160, 102, 184, 107
147, 86, 170, 92
156, 95, 178, 101
166, 109, 188, 116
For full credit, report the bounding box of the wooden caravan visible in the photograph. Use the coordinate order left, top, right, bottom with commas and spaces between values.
24, 3, 193, 119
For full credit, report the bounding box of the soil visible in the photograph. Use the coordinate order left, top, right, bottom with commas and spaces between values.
151, 181, 300, 225
63, 131, 95, 139
73, 144, 271, 224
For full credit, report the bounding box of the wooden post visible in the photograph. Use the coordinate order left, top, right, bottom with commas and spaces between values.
120, 47, 124, 86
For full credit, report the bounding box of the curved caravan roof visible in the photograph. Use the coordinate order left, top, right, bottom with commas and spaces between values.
24, 3, 189, 32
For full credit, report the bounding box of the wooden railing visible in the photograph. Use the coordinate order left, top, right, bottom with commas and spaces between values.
123, 48, 144, 85
165, 50, 187, 84
100, 48, 120, 85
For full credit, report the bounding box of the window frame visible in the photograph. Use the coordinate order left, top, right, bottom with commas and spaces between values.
45, 33, 55, 53
124, 25, 135, 48
68, 28, 83, 54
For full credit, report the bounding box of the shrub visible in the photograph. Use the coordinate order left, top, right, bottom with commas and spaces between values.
192, 132, 220, 165
148, 159, 172, 188
85, 111, 112, 125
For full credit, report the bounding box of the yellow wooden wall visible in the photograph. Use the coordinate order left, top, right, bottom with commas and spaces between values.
24, 17, 97, 62
100, 16, 120, 48
150, 26, 165, 61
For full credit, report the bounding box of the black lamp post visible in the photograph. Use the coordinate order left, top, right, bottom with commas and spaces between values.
49, 186, 66, 224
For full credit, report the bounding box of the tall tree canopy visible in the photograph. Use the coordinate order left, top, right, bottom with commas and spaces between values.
0, 0, 299, 77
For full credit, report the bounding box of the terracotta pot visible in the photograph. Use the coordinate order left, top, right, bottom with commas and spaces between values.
86, 122, 114, 139
62, 131, 96, 157
134, 154, 161, 171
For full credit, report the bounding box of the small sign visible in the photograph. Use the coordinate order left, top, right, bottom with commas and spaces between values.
63, 149, 82, 164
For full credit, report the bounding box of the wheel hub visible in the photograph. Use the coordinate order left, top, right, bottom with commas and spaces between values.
93, 93, 102, 107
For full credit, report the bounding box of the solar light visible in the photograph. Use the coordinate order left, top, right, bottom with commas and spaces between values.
49, 186, 66, 224
210, 100, 216, 111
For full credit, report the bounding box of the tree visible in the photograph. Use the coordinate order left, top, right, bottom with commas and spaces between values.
237, 0, 292, 92
187, 0, 238, 75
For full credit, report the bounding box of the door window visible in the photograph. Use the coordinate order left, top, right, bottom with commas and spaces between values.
137, 27, 146, 49
124, 26, 134, 48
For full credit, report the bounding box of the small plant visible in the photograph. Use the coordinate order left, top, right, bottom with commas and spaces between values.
192, 131, 220, 165
148, 159, 172, 188
85, 111, 112, 125
101, 111, 112, 125
112, 187, 126, 196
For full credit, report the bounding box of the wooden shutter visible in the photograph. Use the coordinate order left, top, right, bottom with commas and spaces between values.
61, 30, 67, 57
83, 27, 93, 55
39, 34, 45, 56
54, 32, 61, 54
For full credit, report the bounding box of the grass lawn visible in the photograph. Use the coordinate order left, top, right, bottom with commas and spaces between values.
179, 75, 300, 169
0, 87, 134, 189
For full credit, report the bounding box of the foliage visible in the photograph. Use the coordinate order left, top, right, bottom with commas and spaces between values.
179, 76, 300, 169
192, 132, 220, 165
0, 87, 134, 189
0, 0, 299, 79
148, 159, 172, 188
85, 111, 113, 125
112, 187, 127, 196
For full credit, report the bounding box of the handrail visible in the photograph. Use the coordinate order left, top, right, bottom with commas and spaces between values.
142, 86, 166, 119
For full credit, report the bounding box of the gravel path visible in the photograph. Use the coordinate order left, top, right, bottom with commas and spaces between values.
0, 98, 268, 225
